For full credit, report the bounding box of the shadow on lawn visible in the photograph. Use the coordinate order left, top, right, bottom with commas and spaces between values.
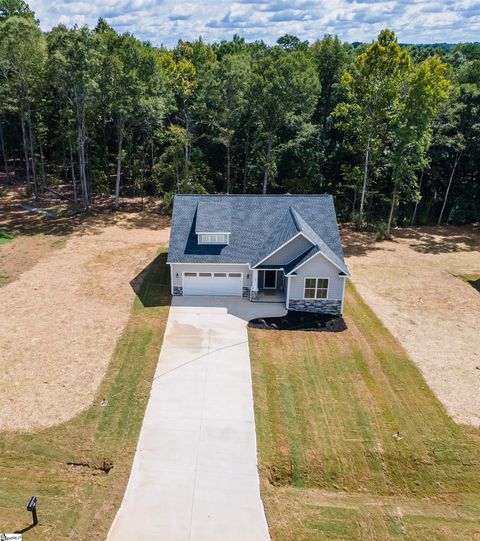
0, 186, 171, 238
341, 223, 479, 257
130, 252, 171, 307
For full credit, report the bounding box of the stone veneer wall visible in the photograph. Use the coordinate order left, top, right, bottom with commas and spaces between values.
173, 286, 183, 296
289, 299, 342, 315
242, 287, 250, 298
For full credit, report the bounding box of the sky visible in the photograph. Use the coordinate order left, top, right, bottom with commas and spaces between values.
29, 0, 480, 48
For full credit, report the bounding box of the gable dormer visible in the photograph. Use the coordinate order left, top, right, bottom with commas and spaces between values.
195, 199, 232, 245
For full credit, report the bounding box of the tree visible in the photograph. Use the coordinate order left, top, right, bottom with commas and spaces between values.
334, 30, 410, 225
199, 53, 252, 193
0, 16, 46, 196
437, 83, 480, 224
0, 0, 35, 22
48, 26, 101, 208
250, 47, 319, 193
386, 56, 450, 233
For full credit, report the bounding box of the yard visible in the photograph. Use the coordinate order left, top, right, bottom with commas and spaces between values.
0, 189, 170, 431
0, 248, 170, 539
250, 283, 480, 541
343, 224, 480, 426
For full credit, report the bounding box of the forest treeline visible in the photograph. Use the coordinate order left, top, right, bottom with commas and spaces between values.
0, 1, 479, 232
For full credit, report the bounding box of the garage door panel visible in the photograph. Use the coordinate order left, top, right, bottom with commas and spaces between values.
183, 272, 243, 297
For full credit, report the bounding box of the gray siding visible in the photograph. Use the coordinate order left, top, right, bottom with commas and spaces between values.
170, 263, 251, 290
260, 234, 313, 265
288, 252, 345, 301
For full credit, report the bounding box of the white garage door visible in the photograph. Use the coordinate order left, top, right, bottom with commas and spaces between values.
183, 271, 243, 297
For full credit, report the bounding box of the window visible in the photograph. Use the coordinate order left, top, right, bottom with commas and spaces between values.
229, 273, 241, 278
304, 278, 328, 299
199, 272, 211, 277
198, 234, 229, 244
184, 272, 197, 277
214, 273, 227, 277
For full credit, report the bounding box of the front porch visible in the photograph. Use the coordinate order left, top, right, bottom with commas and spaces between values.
250, 269, 287, 304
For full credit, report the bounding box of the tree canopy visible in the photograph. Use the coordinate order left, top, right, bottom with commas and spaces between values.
0, 7, 477, 227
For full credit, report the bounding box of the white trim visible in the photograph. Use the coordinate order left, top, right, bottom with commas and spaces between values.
285, 249, 350, 277
253, 232, 309, 268
303, 277, 329, 300
170, 263, 174, 295
340, 275, 347, 314
171, 262, 249, 266
263, 269, 277, 289
196, 231, 231, 235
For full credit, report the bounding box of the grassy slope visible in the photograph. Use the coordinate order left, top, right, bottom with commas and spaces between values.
0, 251, 170, 540
250, 283, 480, 541
0, 230, 14, 245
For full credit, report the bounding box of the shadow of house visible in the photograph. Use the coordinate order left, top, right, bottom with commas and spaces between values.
130, 252, 171, 308
466, 277, 480, 293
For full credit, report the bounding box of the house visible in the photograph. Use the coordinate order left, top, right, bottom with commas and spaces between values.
167, 194, 351, 315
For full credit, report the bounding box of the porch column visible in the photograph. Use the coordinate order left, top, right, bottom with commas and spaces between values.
250, 269, 259, 300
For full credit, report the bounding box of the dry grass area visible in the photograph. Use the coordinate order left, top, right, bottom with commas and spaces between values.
0, 189, 170, 431
0, 250, 170, 539
342, 225, 480, 426
250, 284, 480, 541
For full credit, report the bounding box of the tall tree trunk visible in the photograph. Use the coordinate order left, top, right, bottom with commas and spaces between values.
175, 145, 180, 193
352, 186, 357, 220
75, 86, 89, 209
410, 168, 424, 225
183, 105, 191, 181
26, 102, 38, 199
114, 115, 124, 210
69, 138, 78, 205
438, 152, 460, 225
226, 141, 231, 194
243, 132, 249, 194
387, 178, 398, 236
0, 122, 9, 181
77, 115, 88, 207
262, 136, 273, 195
39, 137, 46, 191
20, 112, 30, 187
358, 136, 370, 227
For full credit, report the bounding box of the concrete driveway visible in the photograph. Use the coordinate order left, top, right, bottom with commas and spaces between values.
107, 297, 286, 541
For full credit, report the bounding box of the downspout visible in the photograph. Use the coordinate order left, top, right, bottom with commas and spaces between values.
169, 263, 174, 296
286, 275, 291, 310
340, 275, 347, 315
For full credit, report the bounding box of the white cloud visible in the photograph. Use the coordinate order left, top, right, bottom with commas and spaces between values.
28, 0, 480, 46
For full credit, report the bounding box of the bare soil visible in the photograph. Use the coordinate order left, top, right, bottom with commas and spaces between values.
342, 224, 480, 426
0, 189, 170, 431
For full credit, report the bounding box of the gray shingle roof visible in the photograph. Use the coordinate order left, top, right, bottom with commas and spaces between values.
167, 194, 350, 275
195, 199, 232, 233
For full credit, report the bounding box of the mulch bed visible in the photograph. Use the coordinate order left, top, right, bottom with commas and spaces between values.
248, 310, 347, 332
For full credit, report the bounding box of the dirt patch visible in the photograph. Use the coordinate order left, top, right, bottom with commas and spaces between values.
0, 234, 61, 287
342, 224, 480, 426
0, 190, 170, 432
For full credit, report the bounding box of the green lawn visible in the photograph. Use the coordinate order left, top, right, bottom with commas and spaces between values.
249, 283, 480, 541
0, 250, 170, 539
0, 229, 14, 245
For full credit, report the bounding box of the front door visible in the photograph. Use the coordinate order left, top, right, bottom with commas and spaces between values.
264, 270, 277, 289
